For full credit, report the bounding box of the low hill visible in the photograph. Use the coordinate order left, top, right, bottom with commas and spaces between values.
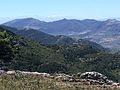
1, 25, 76, 45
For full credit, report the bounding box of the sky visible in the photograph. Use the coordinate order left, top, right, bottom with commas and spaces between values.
0, 0, 120, 23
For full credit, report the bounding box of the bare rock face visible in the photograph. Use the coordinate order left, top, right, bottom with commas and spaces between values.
79, 71, 116, 85
80, 72, 107, 81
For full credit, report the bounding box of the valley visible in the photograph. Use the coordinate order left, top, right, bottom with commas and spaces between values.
3, 18, 120, 51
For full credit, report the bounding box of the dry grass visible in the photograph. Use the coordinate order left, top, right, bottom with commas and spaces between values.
0, 73, 120, 90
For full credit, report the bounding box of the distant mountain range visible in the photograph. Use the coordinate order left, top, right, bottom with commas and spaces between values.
3, 18, 120, 50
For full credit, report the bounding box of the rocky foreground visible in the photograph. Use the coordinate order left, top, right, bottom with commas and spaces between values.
0, 70, 120, 90
0, 70, 119, 86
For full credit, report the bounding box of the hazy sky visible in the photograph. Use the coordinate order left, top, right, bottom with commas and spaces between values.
0, 0, 120, 23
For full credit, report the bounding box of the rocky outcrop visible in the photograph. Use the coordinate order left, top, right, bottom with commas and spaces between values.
80, 72, 107, 81
6, 70, 51, 77
78, 71, 118, 85
0, 70, 119, 86
6, 71, 16, 74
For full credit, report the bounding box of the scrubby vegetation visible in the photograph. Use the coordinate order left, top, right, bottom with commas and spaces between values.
1, 25, 120, 83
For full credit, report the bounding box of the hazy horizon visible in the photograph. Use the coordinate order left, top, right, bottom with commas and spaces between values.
1, 0, 120, 23
1, 16, 120, 24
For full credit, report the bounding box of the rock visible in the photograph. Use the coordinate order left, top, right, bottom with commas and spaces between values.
79, 71, 116, 85
37, 73, 50, 77
112, 83, 119, 86
80, 72, 107, 81
54, 73, 72, 81
18, 71, 50, 77
106, 79, 114, 85
6, 71, 16, 74
0, 70, 5, 74
19, 71, 37, 75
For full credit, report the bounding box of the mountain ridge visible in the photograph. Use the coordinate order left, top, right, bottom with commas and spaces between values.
3, 18, 120, 50
1, 25, 106, 51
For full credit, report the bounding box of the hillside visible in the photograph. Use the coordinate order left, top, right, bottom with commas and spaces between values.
1, 25, 106, 51
3, 18, 120, 50
1, 25, 76, 45
1, 26, 120, 82
0, 26, 67, 73
14, 29, 76, 45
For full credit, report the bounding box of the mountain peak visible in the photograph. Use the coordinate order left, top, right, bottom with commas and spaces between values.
19, 17, 45, 23
62, 18, 68, 20
3, 17, 46, 30
106, 19, 120, 24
